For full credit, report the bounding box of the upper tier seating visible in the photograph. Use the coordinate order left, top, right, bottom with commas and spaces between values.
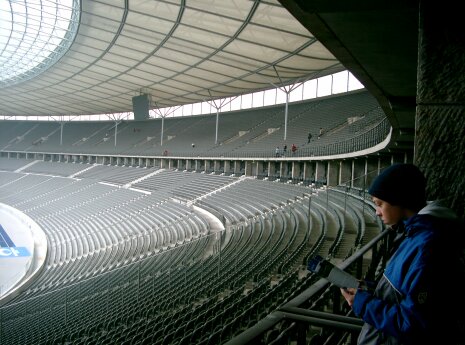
0, 90, 388, 158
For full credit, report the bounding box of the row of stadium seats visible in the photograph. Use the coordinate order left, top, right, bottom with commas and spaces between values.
0, 91, 383, 158
0, 160, 381, 344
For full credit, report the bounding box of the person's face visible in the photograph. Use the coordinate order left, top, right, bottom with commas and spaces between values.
372, 196, 404, 225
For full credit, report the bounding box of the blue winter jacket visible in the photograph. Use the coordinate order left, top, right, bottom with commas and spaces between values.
352, 201, 464, 345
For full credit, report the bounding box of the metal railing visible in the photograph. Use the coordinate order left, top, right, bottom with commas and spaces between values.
224, 228, 393, 345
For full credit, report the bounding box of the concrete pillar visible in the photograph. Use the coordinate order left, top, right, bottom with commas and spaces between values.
224, 161, 231, 175
204, 160, 211, 173
245, 161, 253, 176
279, 161, 289, 179
214, 160, 221, 173
303, 161, 315, 183
268, 162, 276, 178
291, 161, 301, 181
352, 159, 365, 189
366, 157, 379, 190
233, 161, 241, 175
391, 152, 407, 165
416, 0, 465, 217
315, 161, 327, 185
161, 158, 168, 169
340, 160, 352, 186
327, 160, 339, 187
256, 161, 264, 177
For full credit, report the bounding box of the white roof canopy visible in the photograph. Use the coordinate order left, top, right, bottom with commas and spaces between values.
0, 0, 342, 116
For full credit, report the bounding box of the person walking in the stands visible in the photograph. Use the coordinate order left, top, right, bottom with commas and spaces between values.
340, 163, 465, 345
291, 143, 297, 155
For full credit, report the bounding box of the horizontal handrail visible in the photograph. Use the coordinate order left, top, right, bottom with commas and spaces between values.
224, 228, 390, 344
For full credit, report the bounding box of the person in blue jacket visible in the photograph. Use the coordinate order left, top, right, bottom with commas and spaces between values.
341, 163, 465, 345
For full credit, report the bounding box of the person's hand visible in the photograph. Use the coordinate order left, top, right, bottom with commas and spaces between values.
340, 287, 357, 307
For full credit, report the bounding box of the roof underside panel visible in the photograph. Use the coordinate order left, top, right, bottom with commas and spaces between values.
0, 0, 342, 116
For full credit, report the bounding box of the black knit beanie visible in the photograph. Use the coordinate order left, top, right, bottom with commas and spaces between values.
368, 163, 427, 210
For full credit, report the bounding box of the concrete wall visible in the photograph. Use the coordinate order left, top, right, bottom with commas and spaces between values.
416, 1, 465, 217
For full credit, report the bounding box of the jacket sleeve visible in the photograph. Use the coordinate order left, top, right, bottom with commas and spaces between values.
352, 270, 430, 343
351, 234, 441, 344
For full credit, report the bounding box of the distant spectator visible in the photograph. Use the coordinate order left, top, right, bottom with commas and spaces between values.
307, 132, 312, 143
192, 143, 195, 148
291, 144, 297, 155
318, 127, 324, 139
275, 146, 280, 157
283, 144, 287, 155
162, 150, 168, 156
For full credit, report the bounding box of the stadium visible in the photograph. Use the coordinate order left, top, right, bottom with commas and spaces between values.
0, 1, 463, 344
